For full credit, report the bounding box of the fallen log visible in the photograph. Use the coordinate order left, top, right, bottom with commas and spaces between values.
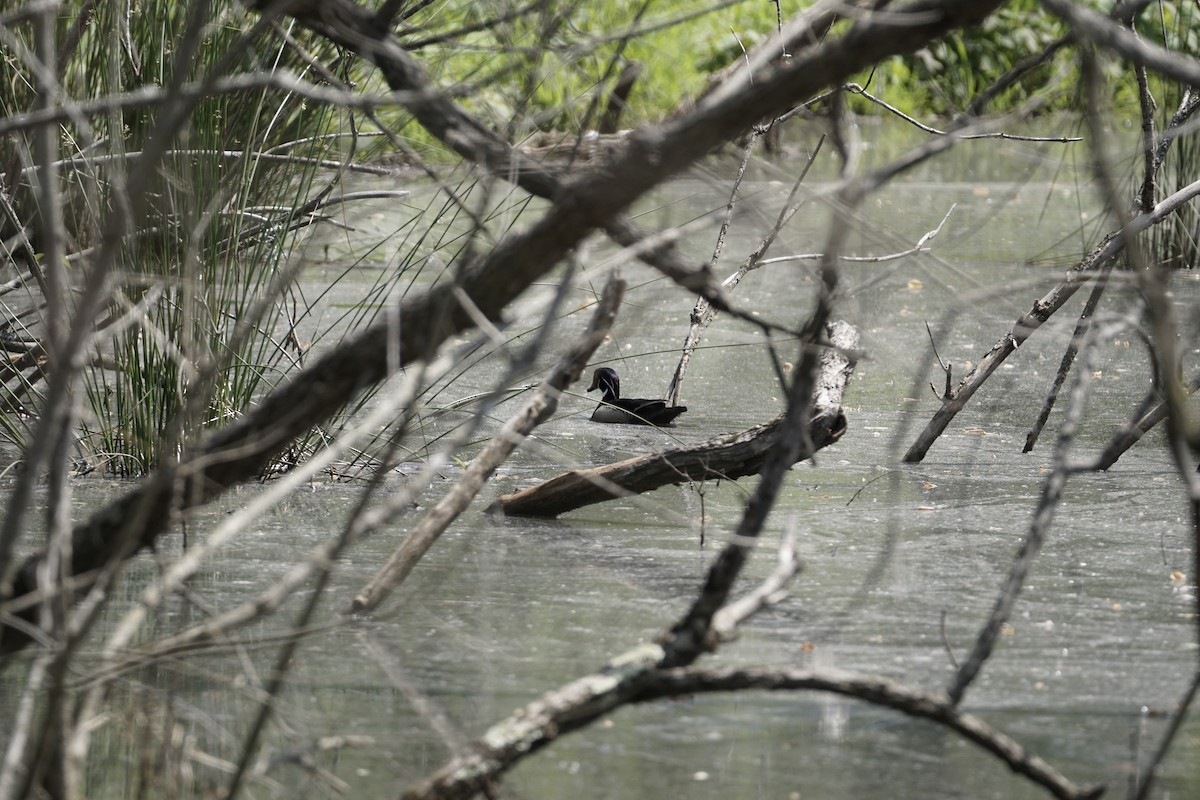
493, 321, 858, 518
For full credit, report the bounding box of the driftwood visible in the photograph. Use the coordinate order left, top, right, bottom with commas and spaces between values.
494, 321, 858, 518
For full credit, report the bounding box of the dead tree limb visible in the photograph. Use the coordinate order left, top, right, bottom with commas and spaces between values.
402, 658, 1105, 800
1090, 374, 1200, 471
1022, 261, 1114, 452
911, 9, 1200, 463
496, 321, 857, 518
1024, 57, 1200, 454
904, 174, 1200, 463
399, 525, 807, 800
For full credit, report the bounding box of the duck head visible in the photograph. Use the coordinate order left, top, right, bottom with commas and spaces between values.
587, 367, 620, 402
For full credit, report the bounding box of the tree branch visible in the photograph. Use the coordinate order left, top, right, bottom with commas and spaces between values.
634, 666, 1104, 800
2, 0, 1008, 658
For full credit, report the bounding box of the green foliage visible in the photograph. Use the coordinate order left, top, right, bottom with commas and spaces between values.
861, 2, 1200, 119
363, 0, 783, 144
877, 0, 1071, 116
365, 0, 1178, 142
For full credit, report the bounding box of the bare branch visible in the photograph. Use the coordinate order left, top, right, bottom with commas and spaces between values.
635, 666, 1105, 800
711, 529, 801, 639
946, 284, 1103, 706
904, 175, 1200, 462
348, 276, 625, 614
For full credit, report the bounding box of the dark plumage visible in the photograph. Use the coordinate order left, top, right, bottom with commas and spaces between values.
586, 367, 687, 426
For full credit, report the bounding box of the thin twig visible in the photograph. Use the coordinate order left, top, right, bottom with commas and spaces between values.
1022, 262, 1114, 452
348, 277, 624, 614
711, 528, 802, 640
946, 307, 1100, 706
925, 321, 952, 399
667, 134, 825, 406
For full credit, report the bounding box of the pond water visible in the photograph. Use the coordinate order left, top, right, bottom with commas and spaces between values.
4, 127, 1200, 799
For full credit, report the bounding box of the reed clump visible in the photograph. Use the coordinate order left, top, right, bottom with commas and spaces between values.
1, 1, 348, 475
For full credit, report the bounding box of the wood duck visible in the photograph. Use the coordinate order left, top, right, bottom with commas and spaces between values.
586, 367, 687, 426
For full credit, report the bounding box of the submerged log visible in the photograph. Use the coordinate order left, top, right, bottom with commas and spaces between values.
494, 321, 858, 518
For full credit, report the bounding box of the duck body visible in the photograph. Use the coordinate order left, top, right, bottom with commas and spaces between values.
587, 367, 687, 426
